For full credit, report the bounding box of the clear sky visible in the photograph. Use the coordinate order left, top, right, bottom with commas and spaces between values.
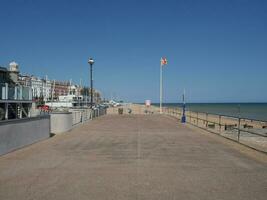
0, 0, 266, 103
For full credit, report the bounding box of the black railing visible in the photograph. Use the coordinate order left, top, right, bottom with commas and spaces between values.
163, 107, 267, 153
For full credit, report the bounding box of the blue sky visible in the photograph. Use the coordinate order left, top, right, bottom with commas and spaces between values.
0, 0, 266, 103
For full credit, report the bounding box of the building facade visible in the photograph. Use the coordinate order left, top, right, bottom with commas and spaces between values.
3, 61, 102, 105
0, 62, 32, 120
54, 81, 70, 98
42, 77, 52, 101
0, 67, 10, 84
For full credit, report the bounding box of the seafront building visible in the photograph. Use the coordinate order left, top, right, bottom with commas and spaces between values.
1, 61, 20, 84
54, 81, 70, 98
0, 61, 103, 120
0, 67, 11, 83
0, 62, 32, 120
19, 75, 52, 101
30, 76, 43, 98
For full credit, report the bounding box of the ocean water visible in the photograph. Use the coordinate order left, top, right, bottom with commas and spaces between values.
152, 103, 267, 121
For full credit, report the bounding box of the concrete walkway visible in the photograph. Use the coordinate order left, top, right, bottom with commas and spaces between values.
1, 115, 267, 200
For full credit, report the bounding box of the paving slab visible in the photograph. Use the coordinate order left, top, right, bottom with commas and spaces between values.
0, 115, 267, 200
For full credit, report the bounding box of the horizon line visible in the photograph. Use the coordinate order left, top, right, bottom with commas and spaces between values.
133, 102, 267, 104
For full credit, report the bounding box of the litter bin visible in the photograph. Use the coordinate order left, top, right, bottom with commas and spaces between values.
127, 108, 132, 114
118, 108, 123, 114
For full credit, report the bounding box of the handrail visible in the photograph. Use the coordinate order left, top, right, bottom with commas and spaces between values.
163, 107, 267, 153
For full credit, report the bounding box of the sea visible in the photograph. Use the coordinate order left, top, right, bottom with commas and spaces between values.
151, 103, 267, 122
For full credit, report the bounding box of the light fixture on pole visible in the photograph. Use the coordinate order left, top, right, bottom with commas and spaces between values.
88, 57, 95, 108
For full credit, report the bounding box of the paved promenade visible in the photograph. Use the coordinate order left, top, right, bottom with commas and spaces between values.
1, 115, 267, 200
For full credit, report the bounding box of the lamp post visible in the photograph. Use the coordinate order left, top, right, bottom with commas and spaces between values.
181, 89, 186, 123
88, 58, 94, 108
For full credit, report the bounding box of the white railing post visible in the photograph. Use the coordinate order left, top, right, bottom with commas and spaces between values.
14, 86, 17, 100
29, 87, 32, 100
20, 85, 23, 100
5, 83, 8, 100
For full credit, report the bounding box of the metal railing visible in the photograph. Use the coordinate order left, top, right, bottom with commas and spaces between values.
71, 108, 107, 126
163, 107, 267, 153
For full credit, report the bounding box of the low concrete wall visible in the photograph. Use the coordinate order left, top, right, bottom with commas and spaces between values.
0, 108, 107, 155
51, 108, 107, 134
0, 116, 50, 156
50, 112, 73, 134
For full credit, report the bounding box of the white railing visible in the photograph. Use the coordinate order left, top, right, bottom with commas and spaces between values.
70, 108, 107, 126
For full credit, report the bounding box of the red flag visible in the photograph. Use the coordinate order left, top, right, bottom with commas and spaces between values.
161, 57, 168, 66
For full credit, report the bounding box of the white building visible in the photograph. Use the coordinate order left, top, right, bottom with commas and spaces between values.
42, 77, 52, 101
19, 75, 51, 101
30, 77, 43, 98
69, 84, 80, 96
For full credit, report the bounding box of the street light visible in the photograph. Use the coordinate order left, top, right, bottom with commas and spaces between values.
88, 57, 94, 108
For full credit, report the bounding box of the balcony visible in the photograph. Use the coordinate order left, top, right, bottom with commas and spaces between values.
0, 83, 32, 101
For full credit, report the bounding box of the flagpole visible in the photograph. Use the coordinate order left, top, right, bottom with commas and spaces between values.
160, 61, 163, 114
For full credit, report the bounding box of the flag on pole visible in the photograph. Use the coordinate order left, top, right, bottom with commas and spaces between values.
160, 57, 168, 66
